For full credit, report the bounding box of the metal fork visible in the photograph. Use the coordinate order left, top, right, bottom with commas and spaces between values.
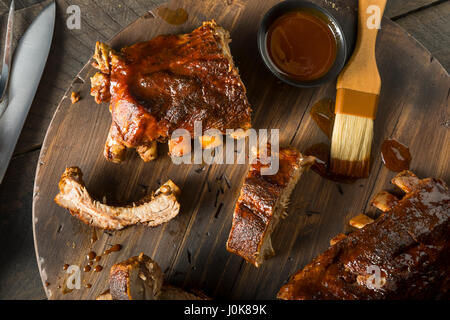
0, 0, 15, 118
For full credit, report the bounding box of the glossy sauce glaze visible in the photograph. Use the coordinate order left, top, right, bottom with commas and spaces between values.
267, 11, 337, 81
104, 244, 122, 255
106, 22, 252, 145
310, 98, 335, 139
381, 139, 411, 172
278, 175, 450, 299
94, 265, 103, 272
87, 251, 96, 261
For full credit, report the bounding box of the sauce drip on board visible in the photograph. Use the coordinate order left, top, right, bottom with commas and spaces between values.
310, 98, 335, 139
87, 251, 96, 261
104, 244, 122, 255
60, 243, 123, 293
157, 7, 188, 25
381, 139, 411, 172
267, 10, 337, 81
94, 265, 103, 272
90, 229, 98, 244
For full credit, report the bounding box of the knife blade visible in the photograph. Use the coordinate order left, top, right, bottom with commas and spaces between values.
0, 1, 55, 184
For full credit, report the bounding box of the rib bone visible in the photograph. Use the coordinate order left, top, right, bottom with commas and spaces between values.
391, 170, 420, 193
371, 191, 399, 212
349, 213, 374, 229
55, 167, 181, 230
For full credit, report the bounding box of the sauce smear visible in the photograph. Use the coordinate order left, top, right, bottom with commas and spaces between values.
381, 139, 411, 172
310, 98, 335, 139
104, 244, 122, 255
267, 11, 337, 81
157, 7, 188, 25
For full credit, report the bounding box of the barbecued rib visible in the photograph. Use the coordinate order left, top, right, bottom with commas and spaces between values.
104, 253, 206, 300
54, 167, 180, 230
226, 147, 315, 267
278, 171, 450, 300
90, 20, 252, 163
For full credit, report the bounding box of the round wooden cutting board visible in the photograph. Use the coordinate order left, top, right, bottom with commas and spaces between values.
33, 0, 449, 299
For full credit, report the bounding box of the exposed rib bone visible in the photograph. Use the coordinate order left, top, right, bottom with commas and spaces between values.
349, 213, 374, 229
371, 191, 399, 212
136, 141, 158, 162
199, 135, 223, 150
92, 41, 111, 74
391, 170, 420, 193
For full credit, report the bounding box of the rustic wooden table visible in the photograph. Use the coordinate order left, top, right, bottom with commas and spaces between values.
0, 0, 448, 300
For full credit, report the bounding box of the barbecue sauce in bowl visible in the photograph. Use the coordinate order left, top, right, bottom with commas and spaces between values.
267, 10, 338, 82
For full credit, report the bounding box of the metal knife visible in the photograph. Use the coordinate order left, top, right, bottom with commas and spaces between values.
0, 1, 56, 184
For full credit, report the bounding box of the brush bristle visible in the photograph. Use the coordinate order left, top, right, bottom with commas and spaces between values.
330, 114, 373, 178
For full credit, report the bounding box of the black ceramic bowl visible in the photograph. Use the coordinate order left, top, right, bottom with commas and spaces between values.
257, 0, 348, 88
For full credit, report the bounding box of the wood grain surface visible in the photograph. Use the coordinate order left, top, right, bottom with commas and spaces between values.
0, 0, 448, 300
31, 0, 450, 299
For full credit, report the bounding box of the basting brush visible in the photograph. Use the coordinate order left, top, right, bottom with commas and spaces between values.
330, 0, 386, 178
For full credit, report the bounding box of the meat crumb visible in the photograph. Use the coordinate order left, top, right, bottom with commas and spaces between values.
71, 91, 81, 104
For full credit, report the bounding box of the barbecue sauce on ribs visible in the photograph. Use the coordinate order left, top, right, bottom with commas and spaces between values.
91, 21, 252, 163
278, 172, 450, 299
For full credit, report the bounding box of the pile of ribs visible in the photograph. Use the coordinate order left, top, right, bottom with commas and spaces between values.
227, 146, 315, 267
54, 167, 180, 230
90, 20, 252, 163
278, 171, 450, 299
96, 253, 207, 300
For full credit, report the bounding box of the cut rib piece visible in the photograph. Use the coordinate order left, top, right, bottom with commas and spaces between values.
101, 253, 207, 300
109, 253, 164, 300
90, 20, 252, 163
226, 146, 315, 267
278, 171, 450, 300
54, 167, 180, 230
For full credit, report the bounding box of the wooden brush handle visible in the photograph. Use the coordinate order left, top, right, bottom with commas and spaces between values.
337, 0, 387, 94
